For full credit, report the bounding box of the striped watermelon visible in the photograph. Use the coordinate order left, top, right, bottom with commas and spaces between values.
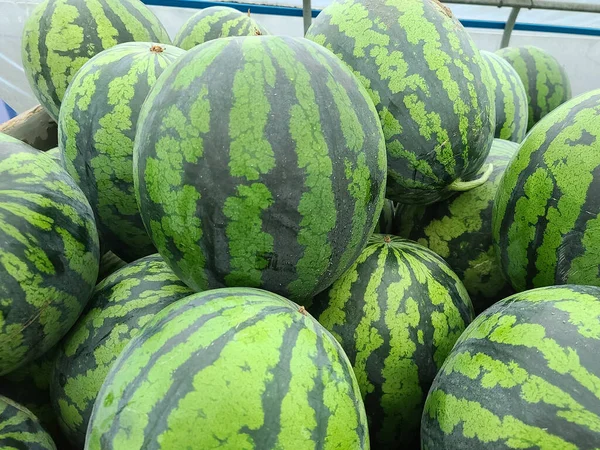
85, 287, 369, 449
133, 35, 387, 304
96, 251, 127, 283
374, 199, 396, 234
396, 139, 518, 314
311, 235, 474, 447
174, 6, 268, 50
496, 45, 571, 131
481, 51, 528, 143
45, 147, 61, 163
305, 0, 495, 205
0, 395, 56, 449
493, 89, 600, 293
21, 0, 171, 121
59, 42, 185, 262
422, 284, 600, 449
0, 140, 99, 376
51, 254, 194, 447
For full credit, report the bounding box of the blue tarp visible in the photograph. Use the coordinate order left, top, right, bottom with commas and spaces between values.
0, 99, 17, 125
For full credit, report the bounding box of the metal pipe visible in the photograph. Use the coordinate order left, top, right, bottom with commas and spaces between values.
302, 0, 312, 35
443, 0, 600, 13
500, 7, 521, 48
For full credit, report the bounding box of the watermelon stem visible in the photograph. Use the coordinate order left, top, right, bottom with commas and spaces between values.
448, 164, 494, 192
150, 45, 164, 53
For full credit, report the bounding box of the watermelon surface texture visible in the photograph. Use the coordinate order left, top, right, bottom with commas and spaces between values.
0, 140, 99, 376
133, 35, 387, 304
493, 89, 600, 292
21, 0, 171, 121
0, 395, 56, 450
85, 287, 369, 449
305, 0, 495, 205
396, 139, 518, 314
45, 147, 61, 163
373, 199, 396, 234
311, 235, 473, 447
173, 6, 268, 50
421, 284, 600, 449
480, 51, 528, 143
59, 42, 185, 262
51, 254, 194, 448
496, 45, 571, 131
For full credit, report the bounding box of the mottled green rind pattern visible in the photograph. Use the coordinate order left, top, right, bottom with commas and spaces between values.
396, 139, 518, 314
422, 285, 600, 449
174, 6, 269, 50
21, 0, 171, 121
493, 89, 600, 292
481, 51, 528, 143
85, 287, 369, 449
45, 147, 61, 163
51, 253, 194, 448
0, 141, 99, 376
133, 35, 387, 304
496, 45, 571, 131
59, 42, 185, 262
311, 235, 473, 447
0, 395, 56, 450
305, 0, 495, 205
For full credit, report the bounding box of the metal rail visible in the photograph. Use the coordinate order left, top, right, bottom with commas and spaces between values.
441, 0, 600, 13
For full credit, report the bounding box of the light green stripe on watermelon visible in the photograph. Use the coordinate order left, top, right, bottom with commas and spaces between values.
0, 395, 56, 449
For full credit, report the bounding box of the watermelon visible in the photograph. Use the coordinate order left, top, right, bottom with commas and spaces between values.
51, 254, 194, 447
496, 45, 571, 131
421, 284, 600, 449
96, 251, 127, 283
59, 42, 185, 262
311, 234, 473, 447
396, 139, 518, 314
21, 0, 171, 121
45, 147, 61, 163
0, 140, 99, 376
0, 395, 56, 449
305, 0, 495, 205
493, 89, 600, 293
85, 287, 369, 449
374, 199, 396, 234
133, 35, 387, 304
173, 6, 268, 50
480, 51, 528, 143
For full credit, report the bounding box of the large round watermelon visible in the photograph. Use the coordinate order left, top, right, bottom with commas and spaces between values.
85, 287, 369, 449
59, 42, 185, 262
480, 51, 528, 143
496, 45, 571, 131
396, 139, 518, 314
173, 6, 268, 50
493, 89, 600, 292
311, 235, 473, 447
133, 35, 387, 304
0, 140, 99, 376
0, 395, 56, 449
21, 0, 171, 121
422, 284, 600, 449
305, 0, 495, 205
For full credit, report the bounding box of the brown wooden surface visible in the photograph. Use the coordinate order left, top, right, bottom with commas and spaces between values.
0, 105, 58, 151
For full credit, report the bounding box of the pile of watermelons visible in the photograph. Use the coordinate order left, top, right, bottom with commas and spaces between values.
0, 0, 597, 448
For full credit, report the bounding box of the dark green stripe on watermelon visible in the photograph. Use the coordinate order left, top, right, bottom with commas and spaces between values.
496, 45, 571, 131
0, 395, 56, 449
0, 140, 99, 376
493, 89, 600, 293
85, 287, 369, 449
395, 139, 518, 314
133, 35, 387, 304
59, 42, 185, 262
21, 0, 171, 121
51, 253, 194, 448
305, 0, 495, 205
174, 6, 269, 50
481, 51, 528, 143
311, 235, 473, 448
422, 285, 600, 450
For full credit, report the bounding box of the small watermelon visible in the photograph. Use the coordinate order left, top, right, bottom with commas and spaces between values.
305, 0, 495, 205
59, 42, 186, 262
493, 89, 600, 292
396, 139, 518, 314
21, 0, 171, 121
311, 235, 474, 447
481, 51, 528, 143
496, 45, 571, 131
85, 288, 369, 449
0, 395, 56, 449
133, 35, 387, 304
174, 6, 268, 50
422, 285, 600, 449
